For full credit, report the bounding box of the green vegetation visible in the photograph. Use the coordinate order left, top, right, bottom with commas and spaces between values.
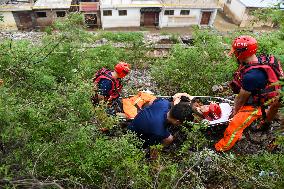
0, 13, 283, 188
252, 4, 284, 29
151, 28, 236, 95
99, 31, 144, 43
0, 14, 3, 22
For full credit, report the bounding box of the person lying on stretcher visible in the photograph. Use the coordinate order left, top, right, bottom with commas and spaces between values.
121, 92, 232, 125
189, 97, 232, 125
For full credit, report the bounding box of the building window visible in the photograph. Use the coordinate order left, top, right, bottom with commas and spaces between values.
36, 12, 47, 18
56, 11, 66, 17
103, 10, 112, 16
164, 10, 174, 15
118, 10, 127, 16
227, 0, 232, 4
180, 10, 190, 15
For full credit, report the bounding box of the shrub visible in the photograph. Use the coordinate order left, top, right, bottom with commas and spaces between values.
99, 32, 144, 43
151, 42, 235, 95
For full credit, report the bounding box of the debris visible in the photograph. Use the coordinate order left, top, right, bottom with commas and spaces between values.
212, 85, 224, 92
122, 69, 160, 97
0, 31, 44, 43
259, 170, 267, 177
180, 35, 194, 45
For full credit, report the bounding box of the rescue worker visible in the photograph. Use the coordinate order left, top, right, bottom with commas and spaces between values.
91, 62, 131, 114
215, 35, 283, 152
128, 93, 194, 149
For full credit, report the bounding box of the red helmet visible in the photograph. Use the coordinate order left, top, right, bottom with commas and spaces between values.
114, 62, 131, 78
229, 36, 258, 60
203, 103, 222, 121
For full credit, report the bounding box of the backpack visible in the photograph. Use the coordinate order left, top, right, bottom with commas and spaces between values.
230, 55, 283, 95
257, 55, 284, 79
230, 55, 283, 120
93, 68, 122, 101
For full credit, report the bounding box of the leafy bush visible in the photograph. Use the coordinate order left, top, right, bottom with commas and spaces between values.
99, 32, 144, 43
53, 12, 85, 32
32, 130, 150, 188
151, 30, 236, 95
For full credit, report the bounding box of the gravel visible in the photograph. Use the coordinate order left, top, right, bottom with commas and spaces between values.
122, 69, 161, 97
0, 31, 44, 44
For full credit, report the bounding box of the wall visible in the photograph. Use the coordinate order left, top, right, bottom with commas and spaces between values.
160, 8, 217, 27
160, 8, 199, 27
223, 0, 246, 24
0, 11, 18, 31
34, 9, 67, 29
100, 8, 140, 29
34, 10, 54, 29
224, 0, 274, 27
13, 11, 36, 30
217, 0, 226, 9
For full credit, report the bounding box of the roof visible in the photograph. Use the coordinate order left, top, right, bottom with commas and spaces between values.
238, 0, 282, 8
101, 0, 219, 9
100, 0, 163, 8
33, 0, 72, 10
161, 0, 220, 8
0, 1, 32, 11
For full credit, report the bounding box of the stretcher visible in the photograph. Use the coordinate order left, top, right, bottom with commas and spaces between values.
119, 94, 234, 128
114, 94, 272, 146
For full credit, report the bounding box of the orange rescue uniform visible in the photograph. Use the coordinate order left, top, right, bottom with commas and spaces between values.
215, 106, 262, 152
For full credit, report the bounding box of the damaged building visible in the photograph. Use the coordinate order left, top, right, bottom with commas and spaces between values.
0, 0, 35, 31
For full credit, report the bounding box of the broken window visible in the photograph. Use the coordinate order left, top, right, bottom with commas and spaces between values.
180, 10, 190, 15
84, 14, 97, 26
119, 10, 127, 16
103, 10, 112, 16
56, 11, 66, 17
36, 12, 47, 18
164, 10, 174, 15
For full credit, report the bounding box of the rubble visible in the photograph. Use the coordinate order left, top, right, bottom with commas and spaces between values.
144, 33, 170, 44
95, 38, 108, 45
144, 33, 183, 45
0, 31, 194, 51
180, 35, 194, 45
0, 31, 44, 44
122, 69, 160, 97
